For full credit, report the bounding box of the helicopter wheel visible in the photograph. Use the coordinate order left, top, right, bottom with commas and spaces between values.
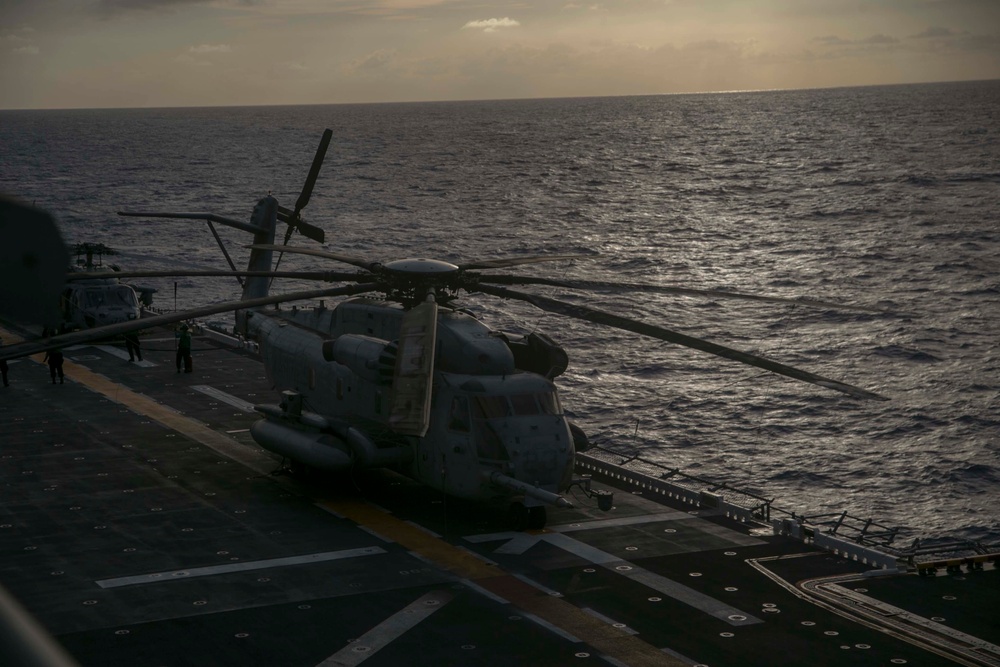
527, 506, 547, 530
508, 502, 529, 531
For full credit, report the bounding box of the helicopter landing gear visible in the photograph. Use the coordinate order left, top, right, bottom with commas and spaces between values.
508, 502, 547, 531
507, 502, 528, 530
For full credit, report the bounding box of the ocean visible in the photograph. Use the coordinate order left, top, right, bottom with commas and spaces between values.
1, 80, 998, 543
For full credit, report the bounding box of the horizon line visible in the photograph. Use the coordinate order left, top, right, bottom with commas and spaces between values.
2, 77, 997, 113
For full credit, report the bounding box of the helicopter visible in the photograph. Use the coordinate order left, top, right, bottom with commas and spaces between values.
0, 130, 888, 530
59, 243, 156, 331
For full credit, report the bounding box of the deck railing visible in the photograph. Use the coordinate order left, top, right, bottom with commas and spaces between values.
576, 445, 998, 571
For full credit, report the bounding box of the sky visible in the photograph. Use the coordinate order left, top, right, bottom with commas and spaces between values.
1, 0, 999, 109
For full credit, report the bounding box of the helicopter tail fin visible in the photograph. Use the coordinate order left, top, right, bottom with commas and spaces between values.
235, 195, 279, 333
241, 195, 279, 301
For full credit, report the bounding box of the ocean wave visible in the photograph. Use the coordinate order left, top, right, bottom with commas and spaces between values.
872, 345, 941, 362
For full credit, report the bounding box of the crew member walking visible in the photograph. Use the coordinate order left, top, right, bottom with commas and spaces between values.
176, 324, 192, 373
44, 347, 64, 384
124, 331, 142, 362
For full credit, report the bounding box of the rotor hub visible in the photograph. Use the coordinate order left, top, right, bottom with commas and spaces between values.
382, 258, 460, 276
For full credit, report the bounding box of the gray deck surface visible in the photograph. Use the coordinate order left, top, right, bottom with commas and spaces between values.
1, 328, 997, 666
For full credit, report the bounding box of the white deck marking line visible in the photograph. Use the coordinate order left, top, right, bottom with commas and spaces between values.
191, 384, 257, 412
548, 511, 694, 532
316, 590, 454, 666
604, 559, 762, 627
539, 533, 621, 564
459, 579, 509, 605
93, 344, 157, 367
541, 533, 763, 626
672, 515, 767, 547
467, 510, 698, 545
493, 533, 543, 555
462, 530, 762, 627
95, 547, 387, 589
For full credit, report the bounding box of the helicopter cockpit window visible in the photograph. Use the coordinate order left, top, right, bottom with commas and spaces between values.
509, 393, 539, 416
111, 287, 140, 307
82, 289, 106, 308
472, 395, 510, 420
82, 287, 138, 309
536, 391, 561, 415
509, 392, 561, 415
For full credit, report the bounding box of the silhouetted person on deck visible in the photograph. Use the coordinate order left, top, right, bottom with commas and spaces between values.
124, 331, 142, 362
176, 324, 192, 373
44, 348, 64, 384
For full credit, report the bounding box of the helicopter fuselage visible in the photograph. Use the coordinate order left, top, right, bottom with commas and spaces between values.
61, 278, 142, 330
246, 298, 576, 507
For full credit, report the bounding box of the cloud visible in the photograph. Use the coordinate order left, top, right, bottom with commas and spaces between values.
462, 17, 520, 33
813, 34, 899, 47
861, 34, 898, 45
4, 26, 38, 56
912, 26, 961, 38
175, 53, 211, 66
813, 35, 849, 46
94, 0, 211, 12
2, 33, 33, 43
189, 43, 232, 53
343, 49, 397, 75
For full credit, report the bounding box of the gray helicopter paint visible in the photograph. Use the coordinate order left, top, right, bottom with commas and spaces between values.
246, 300, 574, 502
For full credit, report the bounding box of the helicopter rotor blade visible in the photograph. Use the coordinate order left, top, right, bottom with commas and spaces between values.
270, 128, 334, 250
0, 283, 379, 363
117, 211, 265, 235
476, 283, 887, 401
475, 275, 888, 313
66, 270, 363, 282
294, 128, 332, 217
247, 244, 380, 272
388, 292, 439, 437
277, 208, 325, 244
458, 254, 593, 270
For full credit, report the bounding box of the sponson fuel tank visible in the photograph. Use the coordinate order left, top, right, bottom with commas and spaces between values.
251, 402, 413, 471
250, 419, 353, 470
